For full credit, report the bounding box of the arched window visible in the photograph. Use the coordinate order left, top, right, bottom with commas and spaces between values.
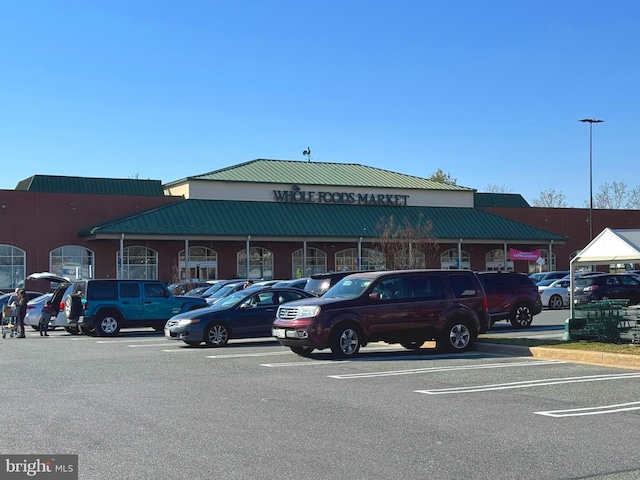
179, 246, 218, 280
237, 247, 273, 280
484, 249, 513, 271
292, 248, 327, 278
0, 244, 25, 289
50, 245, 94, 280
440, 248, 471, 270
335, 248, 385, 271
119, 246, 158, 279
528, 249, 555, 274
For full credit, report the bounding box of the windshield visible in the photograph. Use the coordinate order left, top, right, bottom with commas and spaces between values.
305, 278, 331, 296
184, 286, 209, 297
324, 277, 372, 299
200, 283, 227, 297
210, 284, 241, 300
575, 278, 595, 288
215, 291, 249, 309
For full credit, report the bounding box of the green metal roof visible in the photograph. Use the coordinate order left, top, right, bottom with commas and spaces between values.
15, 175, 165, 196
79, 199, 566, 243
474, 193, 531, 208
166, 159, 472, 192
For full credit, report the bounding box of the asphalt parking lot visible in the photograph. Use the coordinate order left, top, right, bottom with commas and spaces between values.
2, 314, 640, 480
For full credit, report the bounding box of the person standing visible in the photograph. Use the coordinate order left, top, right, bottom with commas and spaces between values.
16, 289, 27, 338
39, 300, 53, 336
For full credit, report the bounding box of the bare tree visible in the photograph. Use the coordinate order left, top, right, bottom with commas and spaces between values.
372, 214, 439, 269
531, 188, 569, 208
592, 181, 640, 209
427, 168, 457, 185
486, 183, 513, 193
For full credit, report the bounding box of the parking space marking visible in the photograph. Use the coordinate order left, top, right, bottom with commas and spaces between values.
329, 359, 564, 379
128, 343, 177, 347
205, 351, 294, 359
416, 372, 640, 395
96, 337, 169, 343
535, 401, 640, 417
262, 360, 346, 367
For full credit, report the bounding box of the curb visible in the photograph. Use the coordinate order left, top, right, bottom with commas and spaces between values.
474, 342, 640, 371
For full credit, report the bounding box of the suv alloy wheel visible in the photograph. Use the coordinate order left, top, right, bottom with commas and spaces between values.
95, 312, 122, 336
330, 324, 361, 358
438, 318, 473, 352
510, 304, 533, 328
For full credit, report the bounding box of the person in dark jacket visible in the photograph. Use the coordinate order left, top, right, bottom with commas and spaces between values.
39, 300, 53, 336
16, 289, 27, 338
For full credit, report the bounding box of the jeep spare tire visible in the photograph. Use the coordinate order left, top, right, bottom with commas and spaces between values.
64, 294, 83, 320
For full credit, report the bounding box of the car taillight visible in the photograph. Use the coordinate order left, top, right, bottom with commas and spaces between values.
60, 301, 65, 310
27, 305, 36, 310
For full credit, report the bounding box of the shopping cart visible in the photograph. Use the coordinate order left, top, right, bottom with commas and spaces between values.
2, 304, 19, 338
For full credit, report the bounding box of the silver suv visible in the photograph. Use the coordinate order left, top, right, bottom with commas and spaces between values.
26, 272, 83, 334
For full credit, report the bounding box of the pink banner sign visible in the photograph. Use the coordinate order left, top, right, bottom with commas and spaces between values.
509, 248, 541, 261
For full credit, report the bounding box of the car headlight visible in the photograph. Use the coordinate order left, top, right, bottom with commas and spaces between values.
177, 318, 200, 326
296, 306, 321, 318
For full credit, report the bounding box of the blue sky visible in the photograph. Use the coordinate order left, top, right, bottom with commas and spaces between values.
1, 1, 637, 206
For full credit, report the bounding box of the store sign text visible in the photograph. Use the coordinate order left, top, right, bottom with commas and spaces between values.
273, 186, 409, 206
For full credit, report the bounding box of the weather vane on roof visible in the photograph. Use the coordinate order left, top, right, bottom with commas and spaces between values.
302, 147, 311, 162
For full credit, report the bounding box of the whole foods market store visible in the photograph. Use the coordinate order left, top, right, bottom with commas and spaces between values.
80, 160, 567, 281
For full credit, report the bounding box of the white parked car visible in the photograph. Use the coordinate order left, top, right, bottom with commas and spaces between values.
538, 278, 571, 310
23, 293, 58, 331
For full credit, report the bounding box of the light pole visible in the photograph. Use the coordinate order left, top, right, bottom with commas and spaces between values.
579, 118, 604, 240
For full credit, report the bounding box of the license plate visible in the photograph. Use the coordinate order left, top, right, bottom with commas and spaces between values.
272, 328, 286, 339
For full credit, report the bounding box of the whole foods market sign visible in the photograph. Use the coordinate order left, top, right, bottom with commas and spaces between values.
273, 185, 409, 206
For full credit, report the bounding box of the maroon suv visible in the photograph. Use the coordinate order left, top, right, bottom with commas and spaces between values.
476, 271, 542, 328
272, 269, 489, 358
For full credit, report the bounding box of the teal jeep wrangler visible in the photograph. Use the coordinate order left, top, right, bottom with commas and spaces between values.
64, 279, 207, 336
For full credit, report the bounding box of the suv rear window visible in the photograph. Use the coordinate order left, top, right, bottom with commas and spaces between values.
449, 273, 480, 298
87, 281, 118, 300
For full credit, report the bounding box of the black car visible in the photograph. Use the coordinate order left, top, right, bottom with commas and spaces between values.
272, 278, 309, 290
164, 287, 315, 346
573, 274, 640, 305
476, 271, 542, 328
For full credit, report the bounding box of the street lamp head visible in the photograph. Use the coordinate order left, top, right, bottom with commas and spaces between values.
579, 118, 604, 123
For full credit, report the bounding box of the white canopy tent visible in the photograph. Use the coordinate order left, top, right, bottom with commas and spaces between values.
570, 228, 640, 317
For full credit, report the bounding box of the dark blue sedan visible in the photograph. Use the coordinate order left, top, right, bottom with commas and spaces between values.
164, 287, 315, 346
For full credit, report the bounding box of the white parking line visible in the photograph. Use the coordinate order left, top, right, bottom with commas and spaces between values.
330, 360, 564, 379
536, 401, 640, 417
95, 337, 167, 343
205, 351, 294, 359
262, 360, 346, 367
416, 372, 640, 395
128, 343, 177, 347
